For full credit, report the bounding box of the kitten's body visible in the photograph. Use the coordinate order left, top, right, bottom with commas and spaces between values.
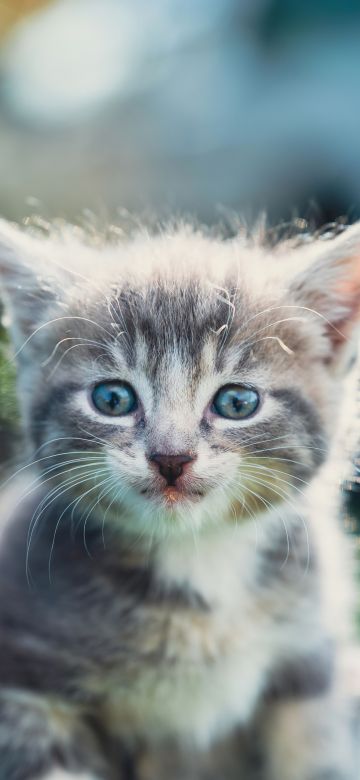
0, 222, 358, 779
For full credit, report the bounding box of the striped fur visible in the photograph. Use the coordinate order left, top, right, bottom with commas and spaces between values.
0, 220, 359, 779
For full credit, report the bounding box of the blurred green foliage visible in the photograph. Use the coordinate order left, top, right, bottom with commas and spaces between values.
0, 321, 18, 426
357, 564, 360, 633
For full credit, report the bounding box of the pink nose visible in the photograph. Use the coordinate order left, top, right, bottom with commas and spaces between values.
148, 453, 195, 486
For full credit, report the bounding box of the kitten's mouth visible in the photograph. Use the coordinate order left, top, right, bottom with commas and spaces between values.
140, 486, 204, 504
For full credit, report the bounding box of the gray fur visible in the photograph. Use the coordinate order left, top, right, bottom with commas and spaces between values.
0, 220, 358, 779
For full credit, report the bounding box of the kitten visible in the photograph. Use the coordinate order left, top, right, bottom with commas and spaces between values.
0, 219, 358, 780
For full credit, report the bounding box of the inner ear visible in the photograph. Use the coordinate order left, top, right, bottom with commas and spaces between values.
288, 225, 360, 359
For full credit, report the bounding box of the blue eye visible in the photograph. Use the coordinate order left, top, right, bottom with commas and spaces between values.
212, 385, 260, 420
91, 382, 137, 417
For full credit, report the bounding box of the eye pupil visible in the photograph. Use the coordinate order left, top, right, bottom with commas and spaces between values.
212, 384, 259, 420
109, 392, 119, 410
92, 382, 137, 417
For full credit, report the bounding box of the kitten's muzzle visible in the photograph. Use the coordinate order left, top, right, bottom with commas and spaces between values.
148, 453, 195, 486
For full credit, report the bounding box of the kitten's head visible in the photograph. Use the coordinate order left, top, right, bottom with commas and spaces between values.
1, 221, 360, 539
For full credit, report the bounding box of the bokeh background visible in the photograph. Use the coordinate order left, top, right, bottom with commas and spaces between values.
2, 0, 360, 226
0, 0, 360, 545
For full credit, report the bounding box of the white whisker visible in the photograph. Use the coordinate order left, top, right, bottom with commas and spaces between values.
41, 337, 106, 367
14, 316, 115, 360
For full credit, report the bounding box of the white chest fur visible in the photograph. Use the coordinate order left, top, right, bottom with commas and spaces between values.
102, 523, 316, 747
104, 632, 269, 747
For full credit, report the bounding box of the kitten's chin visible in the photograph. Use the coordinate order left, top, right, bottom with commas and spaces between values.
103, 482, 240, 541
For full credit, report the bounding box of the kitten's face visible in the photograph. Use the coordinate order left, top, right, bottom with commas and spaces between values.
1, 224, 359, 539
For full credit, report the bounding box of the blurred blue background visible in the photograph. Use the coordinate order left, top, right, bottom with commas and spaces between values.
1, 0, 360, 227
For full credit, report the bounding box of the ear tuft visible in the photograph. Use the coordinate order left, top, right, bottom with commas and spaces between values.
0, 220, 61, 352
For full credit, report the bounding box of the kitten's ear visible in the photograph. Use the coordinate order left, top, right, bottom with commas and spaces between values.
0, 220, 63, 352
289, 224, 360, 365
